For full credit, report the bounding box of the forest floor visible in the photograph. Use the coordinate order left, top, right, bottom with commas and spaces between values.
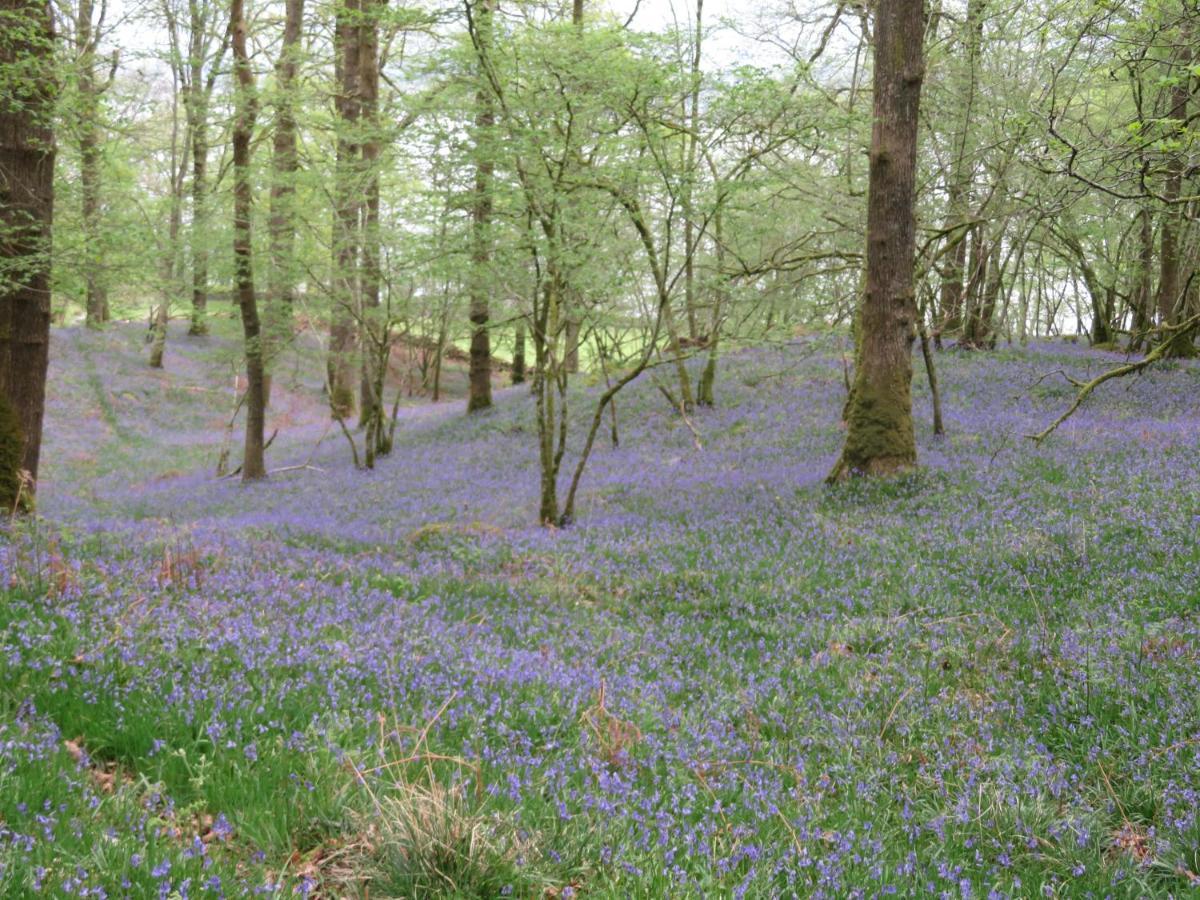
2, 324, 1199, 898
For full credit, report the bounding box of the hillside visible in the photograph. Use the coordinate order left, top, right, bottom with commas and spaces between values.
4, 332, 1200, 897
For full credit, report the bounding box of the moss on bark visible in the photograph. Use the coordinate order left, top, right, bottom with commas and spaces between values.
831, 371, 917, 479
0, 396, 26, 510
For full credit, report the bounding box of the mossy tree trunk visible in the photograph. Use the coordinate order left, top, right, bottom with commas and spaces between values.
828, 0, 925, 481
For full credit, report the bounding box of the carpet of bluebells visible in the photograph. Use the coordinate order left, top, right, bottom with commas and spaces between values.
2, 321, 1199, 898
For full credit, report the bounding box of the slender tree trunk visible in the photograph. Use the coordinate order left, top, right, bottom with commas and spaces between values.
77, 0, 110, 326
512, 318, 526, 384
559, 0, 586, 374
467, 0, 496, 412
595, 331, 619, 446
148, 169, 184, 368
148, 299, 169, 367
230, 0, 265, 480
188, 116, 210, 336
328, 0, 361, 419
431, 309, 446, 402
185, 0, 212, 336
265, 0, 304, 401
358, 0, 382, 430
697, 193, 725, 407
828, 0, 925, 481
661, 293, 694, 410
150, 69, 187, 368
936, 0, 984, 336
960, 225, 986, 346
1060, 228, 1113, 346
188, 114, 209, 334
918, 318, 944, 436
682, 0, 703, 342
564, 315, 580, 373
1156, 24, 1196, 357
0, 0, 55, 500
972, 235, 1003, 348
1131, 207, 1154, 350
79, 123, 106, 324
535, 274, 560, 523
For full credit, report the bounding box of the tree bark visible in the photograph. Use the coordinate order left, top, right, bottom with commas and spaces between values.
149, 59, 188, 368
265, 0, 304, 401
76, 0, 111, 326
564, 314, 580, 373
1130, 207, 1154, 350
828, 0, 925, 481
328, 0, 361, 419
230, 0, 265, 480
697, 190, 726, 407
0, 0, 55, 496
512, 318, 526, 384
682, 0, 702, 343
184, 0, 218, 336
936, 0, 984, 336
358, 0, 383, 430
467, 0, 495, 412
1156, 17, 1196, 357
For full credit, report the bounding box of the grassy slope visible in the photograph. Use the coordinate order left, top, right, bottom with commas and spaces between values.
1, 327, 1199, 898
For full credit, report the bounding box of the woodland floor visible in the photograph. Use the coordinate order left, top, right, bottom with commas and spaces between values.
2, 319, 1199, 898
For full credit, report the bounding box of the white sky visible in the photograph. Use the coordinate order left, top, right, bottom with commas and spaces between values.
101, 0, 818, 76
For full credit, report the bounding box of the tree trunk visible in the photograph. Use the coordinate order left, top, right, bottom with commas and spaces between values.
564, 314, 580, 373
960, 225, 986, 346
230, 0, 265, 480
936, 0, 984, 336
661, 294, 694, 410
697, 193, 726, 407
0, 0, 54, 501
77, 0, 109, 326
682, 0, 702, 342
966, 233, 1003, 348
148, 300, 169, 367
185, 0, 213, 336
150, 63, 188, 369
358, 0, 383, 433
1156, 22, 1196, 357
328, 0, 361, 419
188, 116, 209, 335
148, 170, 183, 368
828, 0, 924, 481
1130, 207, 1154, 350
467, 0, 496, 413
535, 274, 560, 523
512, 318, 526, 384
918, 318, 944, 436
265, 0, 304, 400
